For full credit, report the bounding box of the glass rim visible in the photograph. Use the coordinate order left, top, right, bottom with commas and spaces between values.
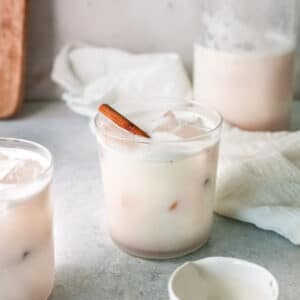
94, 100, 223, 144
0, 137, 53, 186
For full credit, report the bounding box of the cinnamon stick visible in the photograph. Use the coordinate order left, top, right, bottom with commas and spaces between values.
98, 104, 150, 138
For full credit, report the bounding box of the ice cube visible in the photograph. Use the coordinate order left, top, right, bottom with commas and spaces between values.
1, 159, 43, 183
100, 120, 146, 154
151, 110, 208, 140
0, 159, 19, 180
173, 124, 205, 139
103, 120, 135, 140
0, 152, 8, 160
151, 131, 181, 141
152, 111, 179, 133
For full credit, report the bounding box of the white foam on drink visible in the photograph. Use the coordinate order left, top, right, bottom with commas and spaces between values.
200, 10, 295, 55
0, 148, 51, 206
96, 109, 220, 161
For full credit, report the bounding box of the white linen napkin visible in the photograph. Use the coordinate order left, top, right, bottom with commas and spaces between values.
216, 125, 300, 245
52, 45, 300, 244
51, 45, 192, 116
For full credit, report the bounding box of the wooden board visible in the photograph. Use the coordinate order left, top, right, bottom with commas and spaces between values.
0, 0, 28, 118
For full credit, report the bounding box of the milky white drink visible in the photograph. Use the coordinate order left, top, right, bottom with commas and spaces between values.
94, 102, 222, 259
194, 34, 296, 131
0, 139, 54, 300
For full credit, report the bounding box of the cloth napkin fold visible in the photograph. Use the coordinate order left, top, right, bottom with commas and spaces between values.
52, 45, 300, 245
217, 125, 300, 245
51, 45, 192, 116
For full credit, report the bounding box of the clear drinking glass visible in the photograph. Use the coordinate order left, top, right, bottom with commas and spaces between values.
0, 138, 54, 300
94, 101, 222, 259
194, 0, 297, 131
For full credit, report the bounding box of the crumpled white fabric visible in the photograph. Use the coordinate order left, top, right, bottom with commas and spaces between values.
51, 45, 192, 116
51, 44, 300, 245
216, 125, 300, 244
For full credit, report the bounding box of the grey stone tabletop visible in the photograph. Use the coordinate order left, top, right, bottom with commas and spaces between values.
1, 100, 300, 300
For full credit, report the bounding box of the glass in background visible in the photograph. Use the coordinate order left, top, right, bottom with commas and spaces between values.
194, 0, 297, 131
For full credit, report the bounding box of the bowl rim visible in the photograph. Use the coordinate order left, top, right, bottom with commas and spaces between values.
168, 256, 279, 300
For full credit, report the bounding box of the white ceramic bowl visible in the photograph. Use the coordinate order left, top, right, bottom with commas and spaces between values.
168, 257, 279, 300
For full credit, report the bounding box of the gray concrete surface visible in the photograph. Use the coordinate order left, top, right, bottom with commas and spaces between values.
0, 101, 300, 300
